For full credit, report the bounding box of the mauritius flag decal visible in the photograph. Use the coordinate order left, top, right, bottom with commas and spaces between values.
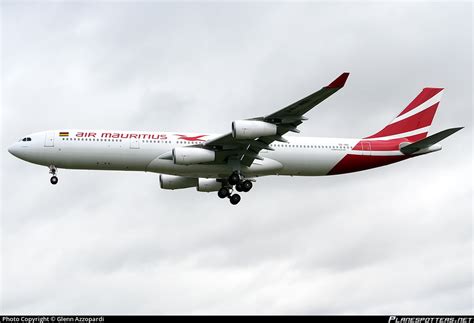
59, 131, 69, 137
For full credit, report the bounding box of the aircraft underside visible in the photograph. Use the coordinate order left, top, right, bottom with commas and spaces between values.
12, 136, 420, 205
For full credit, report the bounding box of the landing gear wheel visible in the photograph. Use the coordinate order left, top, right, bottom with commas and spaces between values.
50, 176, 58, 185
229, 194, 241, 205
228, 172, 240, 185
235, 182, 243, 192
218, 187, 230, 199
242, 180, 253, 192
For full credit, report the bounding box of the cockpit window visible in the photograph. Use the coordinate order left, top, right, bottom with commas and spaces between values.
20, 137, 32, 142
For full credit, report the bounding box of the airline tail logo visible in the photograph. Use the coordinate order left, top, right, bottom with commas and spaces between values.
366, 88, 443, 142
59, 132, 69, 137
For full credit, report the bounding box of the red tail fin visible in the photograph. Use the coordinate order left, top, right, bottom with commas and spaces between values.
365, 88, 443, 141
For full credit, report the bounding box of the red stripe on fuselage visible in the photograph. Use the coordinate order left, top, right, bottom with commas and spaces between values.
353, 139, 407, 152
328, 154, 409, 175
404, 132, 428, 142
329, 136, 414, 174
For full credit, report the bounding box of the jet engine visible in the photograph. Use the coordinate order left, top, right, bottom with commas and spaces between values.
159, 174, 197, 190
197, 178, 222, 192
172, 147, 215, 165
232, 120, 277, 139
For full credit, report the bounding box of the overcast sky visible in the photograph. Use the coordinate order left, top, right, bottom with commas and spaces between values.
1, 1, 472, 314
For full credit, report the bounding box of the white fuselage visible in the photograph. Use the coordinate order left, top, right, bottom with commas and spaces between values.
8, 130, 363, 178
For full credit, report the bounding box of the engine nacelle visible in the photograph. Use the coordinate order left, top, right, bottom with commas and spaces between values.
172, 147, 215, 165
232, 120, 277, 139
197, 178, 222, 192
159, 174, 197, 190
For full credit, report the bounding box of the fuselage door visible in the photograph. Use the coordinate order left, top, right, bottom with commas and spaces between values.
44, 132, 55, 147
361, 141, 371, 156
130, 138, 140, 149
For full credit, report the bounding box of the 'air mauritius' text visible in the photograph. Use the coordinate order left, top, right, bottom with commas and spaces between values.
76, 132, 168, 140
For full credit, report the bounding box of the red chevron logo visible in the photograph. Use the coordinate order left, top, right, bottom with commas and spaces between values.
175, 134, 207, 141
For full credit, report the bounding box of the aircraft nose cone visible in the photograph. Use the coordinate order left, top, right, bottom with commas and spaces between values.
8, 143, 19, 157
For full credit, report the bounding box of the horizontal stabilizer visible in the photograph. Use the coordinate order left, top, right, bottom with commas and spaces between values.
400, 127, 463, 155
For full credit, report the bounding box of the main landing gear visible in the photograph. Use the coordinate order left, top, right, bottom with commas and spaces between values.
218, 171, 253, 205
49, 165, 58, 185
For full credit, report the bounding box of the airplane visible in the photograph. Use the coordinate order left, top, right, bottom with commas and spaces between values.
8, 72, 463, 205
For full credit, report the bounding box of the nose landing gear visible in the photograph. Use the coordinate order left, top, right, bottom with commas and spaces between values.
49, 165, 58, 185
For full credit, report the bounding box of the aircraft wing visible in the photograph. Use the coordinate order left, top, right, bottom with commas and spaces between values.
203, 72, 350, 166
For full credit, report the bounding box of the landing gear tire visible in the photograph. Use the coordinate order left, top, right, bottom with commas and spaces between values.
218, 187, 230, 199
242, 180, 252, 192
228, 172, 240, 185
50, 176, 58, 185
235, 182, 243, 192
229, 194, 241, 205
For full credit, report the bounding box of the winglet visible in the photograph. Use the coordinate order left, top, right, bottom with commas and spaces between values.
326, 72, 350, 89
